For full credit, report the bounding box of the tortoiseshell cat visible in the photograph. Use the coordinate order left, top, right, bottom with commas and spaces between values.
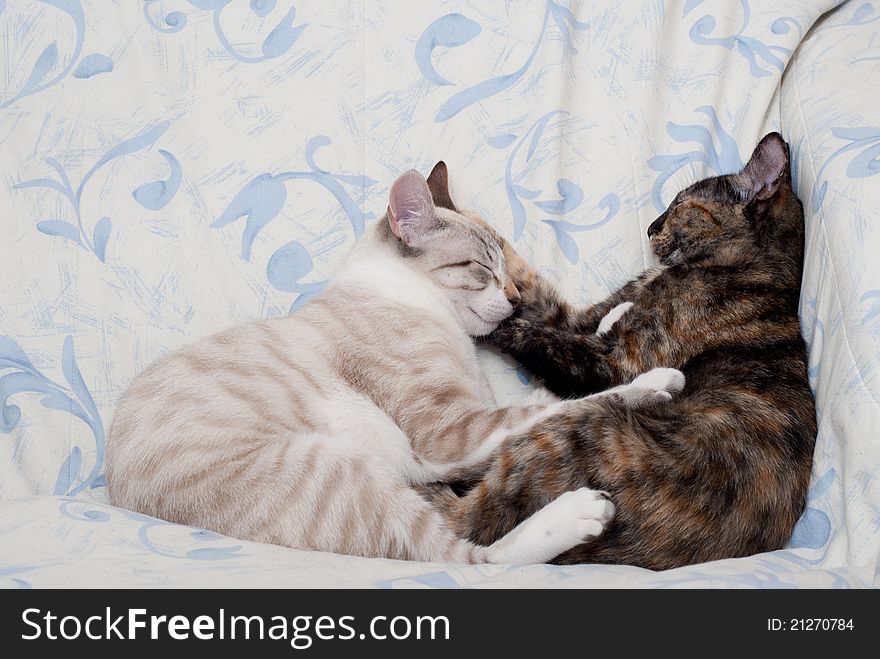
435, 133, 817, 569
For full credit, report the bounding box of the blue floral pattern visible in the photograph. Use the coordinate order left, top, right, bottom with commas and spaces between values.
684, 0, 797, 77
15, 122, 178, 262
418, 2, 590, 122
0, 336, 103, 495
143, 0, 307, 64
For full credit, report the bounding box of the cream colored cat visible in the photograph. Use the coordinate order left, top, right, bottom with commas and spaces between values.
106, 162, 682, 563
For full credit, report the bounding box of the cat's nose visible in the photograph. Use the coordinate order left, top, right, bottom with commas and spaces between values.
647, 215, 666, 238
503, 280, 521, 307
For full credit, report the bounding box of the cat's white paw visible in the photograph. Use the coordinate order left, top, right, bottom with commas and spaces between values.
489, 488, 614, 564
522, 387, 560, 406
630, 367, 685, 394
596, 302, 634, 336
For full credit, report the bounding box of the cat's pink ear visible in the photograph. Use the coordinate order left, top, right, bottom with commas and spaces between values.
388, 170, 436, 248
736, 132, 790, 201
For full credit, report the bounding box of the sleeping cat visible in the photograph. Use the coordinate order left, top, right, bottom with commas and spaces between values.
437, 133, 817, 569
106, 162, 683, 564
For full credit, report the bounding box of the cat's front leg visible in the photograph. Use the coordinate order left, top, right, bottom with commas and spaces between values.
520, 386, 560, 406
417, 397, 572, 482
420, 368, 681, 483
594, 302, 684, 406
485, 276, 630, 398
592, 367, 685, 405
596, 302, 634, 337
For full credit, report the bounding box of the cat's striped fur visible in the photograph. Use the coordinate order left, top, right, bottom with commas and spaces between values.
107, 163, 682, 563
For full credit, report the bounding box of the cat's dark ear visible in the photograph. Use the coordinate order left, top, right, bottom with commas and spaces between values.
735, 132, 790, 201
388, 170, 437, 248
426, 161, 458, 211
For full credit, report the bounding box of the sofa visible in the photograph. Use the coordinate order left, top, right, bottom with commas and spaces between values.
1, 0, 878, 587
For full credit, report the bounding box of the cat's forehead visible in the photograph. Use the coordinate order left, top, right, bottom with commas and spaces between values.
434, 207, 503, 258
680, 175, 741, 204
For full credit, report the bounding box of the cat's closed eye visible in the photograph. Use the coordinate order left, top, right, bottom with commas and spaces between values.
468, 261, 494, 286
470, 260, 494, 274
